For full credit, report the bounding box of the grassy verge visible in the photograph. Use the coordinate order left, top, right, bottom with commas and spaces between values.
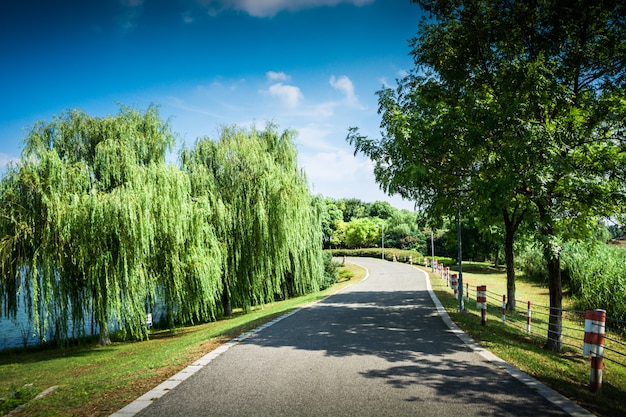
424, 263, 626, 417
0, 263, 366, 417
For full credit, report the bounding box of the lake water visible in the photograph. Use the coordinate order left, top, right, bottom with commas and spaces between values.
0, 296, 162, 350
0, 298, 53, 350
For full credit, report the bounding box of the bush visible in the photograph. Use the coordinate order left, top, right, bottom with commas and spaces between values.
328, 248, 423, 263
516, 243, 548, 284
320, 251, 339, 290
561, 241, 626, 322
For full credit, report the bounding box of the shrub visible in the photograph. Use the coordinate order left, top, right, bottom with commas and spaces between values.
516, 243, 548, 284
561, 241, 626, 321
320, 251, 339, 290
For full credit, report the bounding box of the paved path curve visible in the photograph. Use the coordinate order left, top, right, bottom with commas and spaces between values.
117, 258, 591, 417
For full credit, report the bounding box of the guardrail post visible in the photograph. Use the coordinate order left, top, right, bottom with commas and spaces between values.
526, 301, 531, 333
501, 295, 506, 323
476, 285, 487, 326
584, 309, 606, 393
450, 274, 458, 296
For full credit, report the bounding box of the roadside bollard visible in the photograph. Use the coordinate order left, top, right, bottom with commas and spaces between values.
584, 309, 606, 393
409, 255, 413, 265
450, 274, 458, 296
476, 285, 487, 326
423, 257, 428, 267
342, 255, 347, 266
526, 301, 532, 333
501, 295, 506, 323
465, 282, 469, 303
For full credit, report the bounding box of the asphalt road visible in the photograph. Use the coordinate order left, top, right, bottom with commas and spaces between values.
127, 257, 584, 417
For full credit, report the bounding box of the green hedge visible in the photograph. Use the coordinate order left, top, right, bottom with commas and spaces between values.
328, 248, 423, 264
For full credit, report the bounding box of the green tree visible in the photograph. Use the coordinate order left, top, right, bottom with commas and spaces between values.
349, 0, 626, 351
367, 201, 396, 219
0, 106, 225, 345
337, 198, 368, 222
318, 197, 344, 249
181, 125, 323, 315
342, 218, 382, 249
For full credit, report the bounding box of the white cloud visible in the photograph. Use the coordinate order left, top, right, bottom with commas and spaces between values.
202, 0, 375, 18
300, 149, 368, 183
263, 83, 303, 108
295, 124, 338, 152
266, 71, 289, 82
330, 75, 358, 106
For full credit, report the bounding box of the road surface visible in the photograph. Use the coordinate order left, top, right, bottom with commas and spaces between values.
120, 257, 589, 417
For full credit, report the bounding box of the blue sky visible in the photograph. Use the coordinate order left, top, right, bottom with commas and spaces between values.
0, 0, 423, 210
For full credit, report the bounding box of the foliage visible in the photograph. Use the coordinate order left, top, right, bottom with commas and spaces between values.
0, 109, 324, 345
318, 197, 343, 249
322, 197, 428, 251
349, 0, 626, 350
342, 217, 382, 249
181, 124, 324, 313
561, 242, 626, 322
516, 242, 549, 285
336, 198, 368, 222
320, 252, 339, 290
0, 106, 199, 344
441, 216, 501, 263
328, 248, 423, 264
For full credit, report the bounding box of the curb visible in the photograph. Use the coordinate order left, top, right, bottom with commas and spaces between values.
110, 263, 369, 417
417, 266, 595, 417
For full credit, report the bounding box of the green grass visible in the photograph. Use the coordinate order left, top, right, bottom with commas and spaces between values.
424, 263, 626, 417
4, 261, 624, 417
0, 265, 366, 417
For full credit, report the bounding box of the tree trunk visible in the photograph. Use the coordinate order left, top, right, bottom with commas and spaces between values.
504, 224, 516, 311
502, 206, 525, 311
222, 288, 232, 317
98, 323, 111, 346
544, 246, 563, 352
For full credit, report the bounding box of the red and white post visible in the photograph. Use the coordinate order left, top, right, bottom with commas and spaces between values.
476, 285, 487, 326
450, 274, 458, 296
584, 309, 606, 393
526, 301, 532, 334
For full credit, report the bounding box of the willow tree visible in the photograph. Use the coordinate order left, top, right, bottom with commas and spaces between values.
350, 0, 626, 351
0, 106, 223, 345
182, 124, 323, 316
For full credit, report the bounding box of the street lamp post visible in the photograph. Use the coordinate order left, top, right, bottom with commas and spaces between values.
431, 229, 435, 272
377, 223, 385, 260
457, 208, 464, 311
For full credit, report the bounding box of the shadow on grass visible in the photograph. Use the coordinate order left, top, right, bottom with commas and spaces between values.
434, 287, 626, 417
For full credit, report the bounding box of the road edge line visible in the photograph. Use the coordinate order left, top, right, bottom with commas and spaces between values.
416, 266, 594, 417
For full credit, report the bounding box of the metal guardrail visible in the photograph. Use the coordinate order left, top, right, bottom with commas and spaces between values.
431, 266, 626, 391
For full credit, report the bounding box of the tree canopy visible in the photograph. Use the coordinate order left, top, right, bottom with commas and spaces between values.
0, 107, 324, 345
348, 0, 626, 351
